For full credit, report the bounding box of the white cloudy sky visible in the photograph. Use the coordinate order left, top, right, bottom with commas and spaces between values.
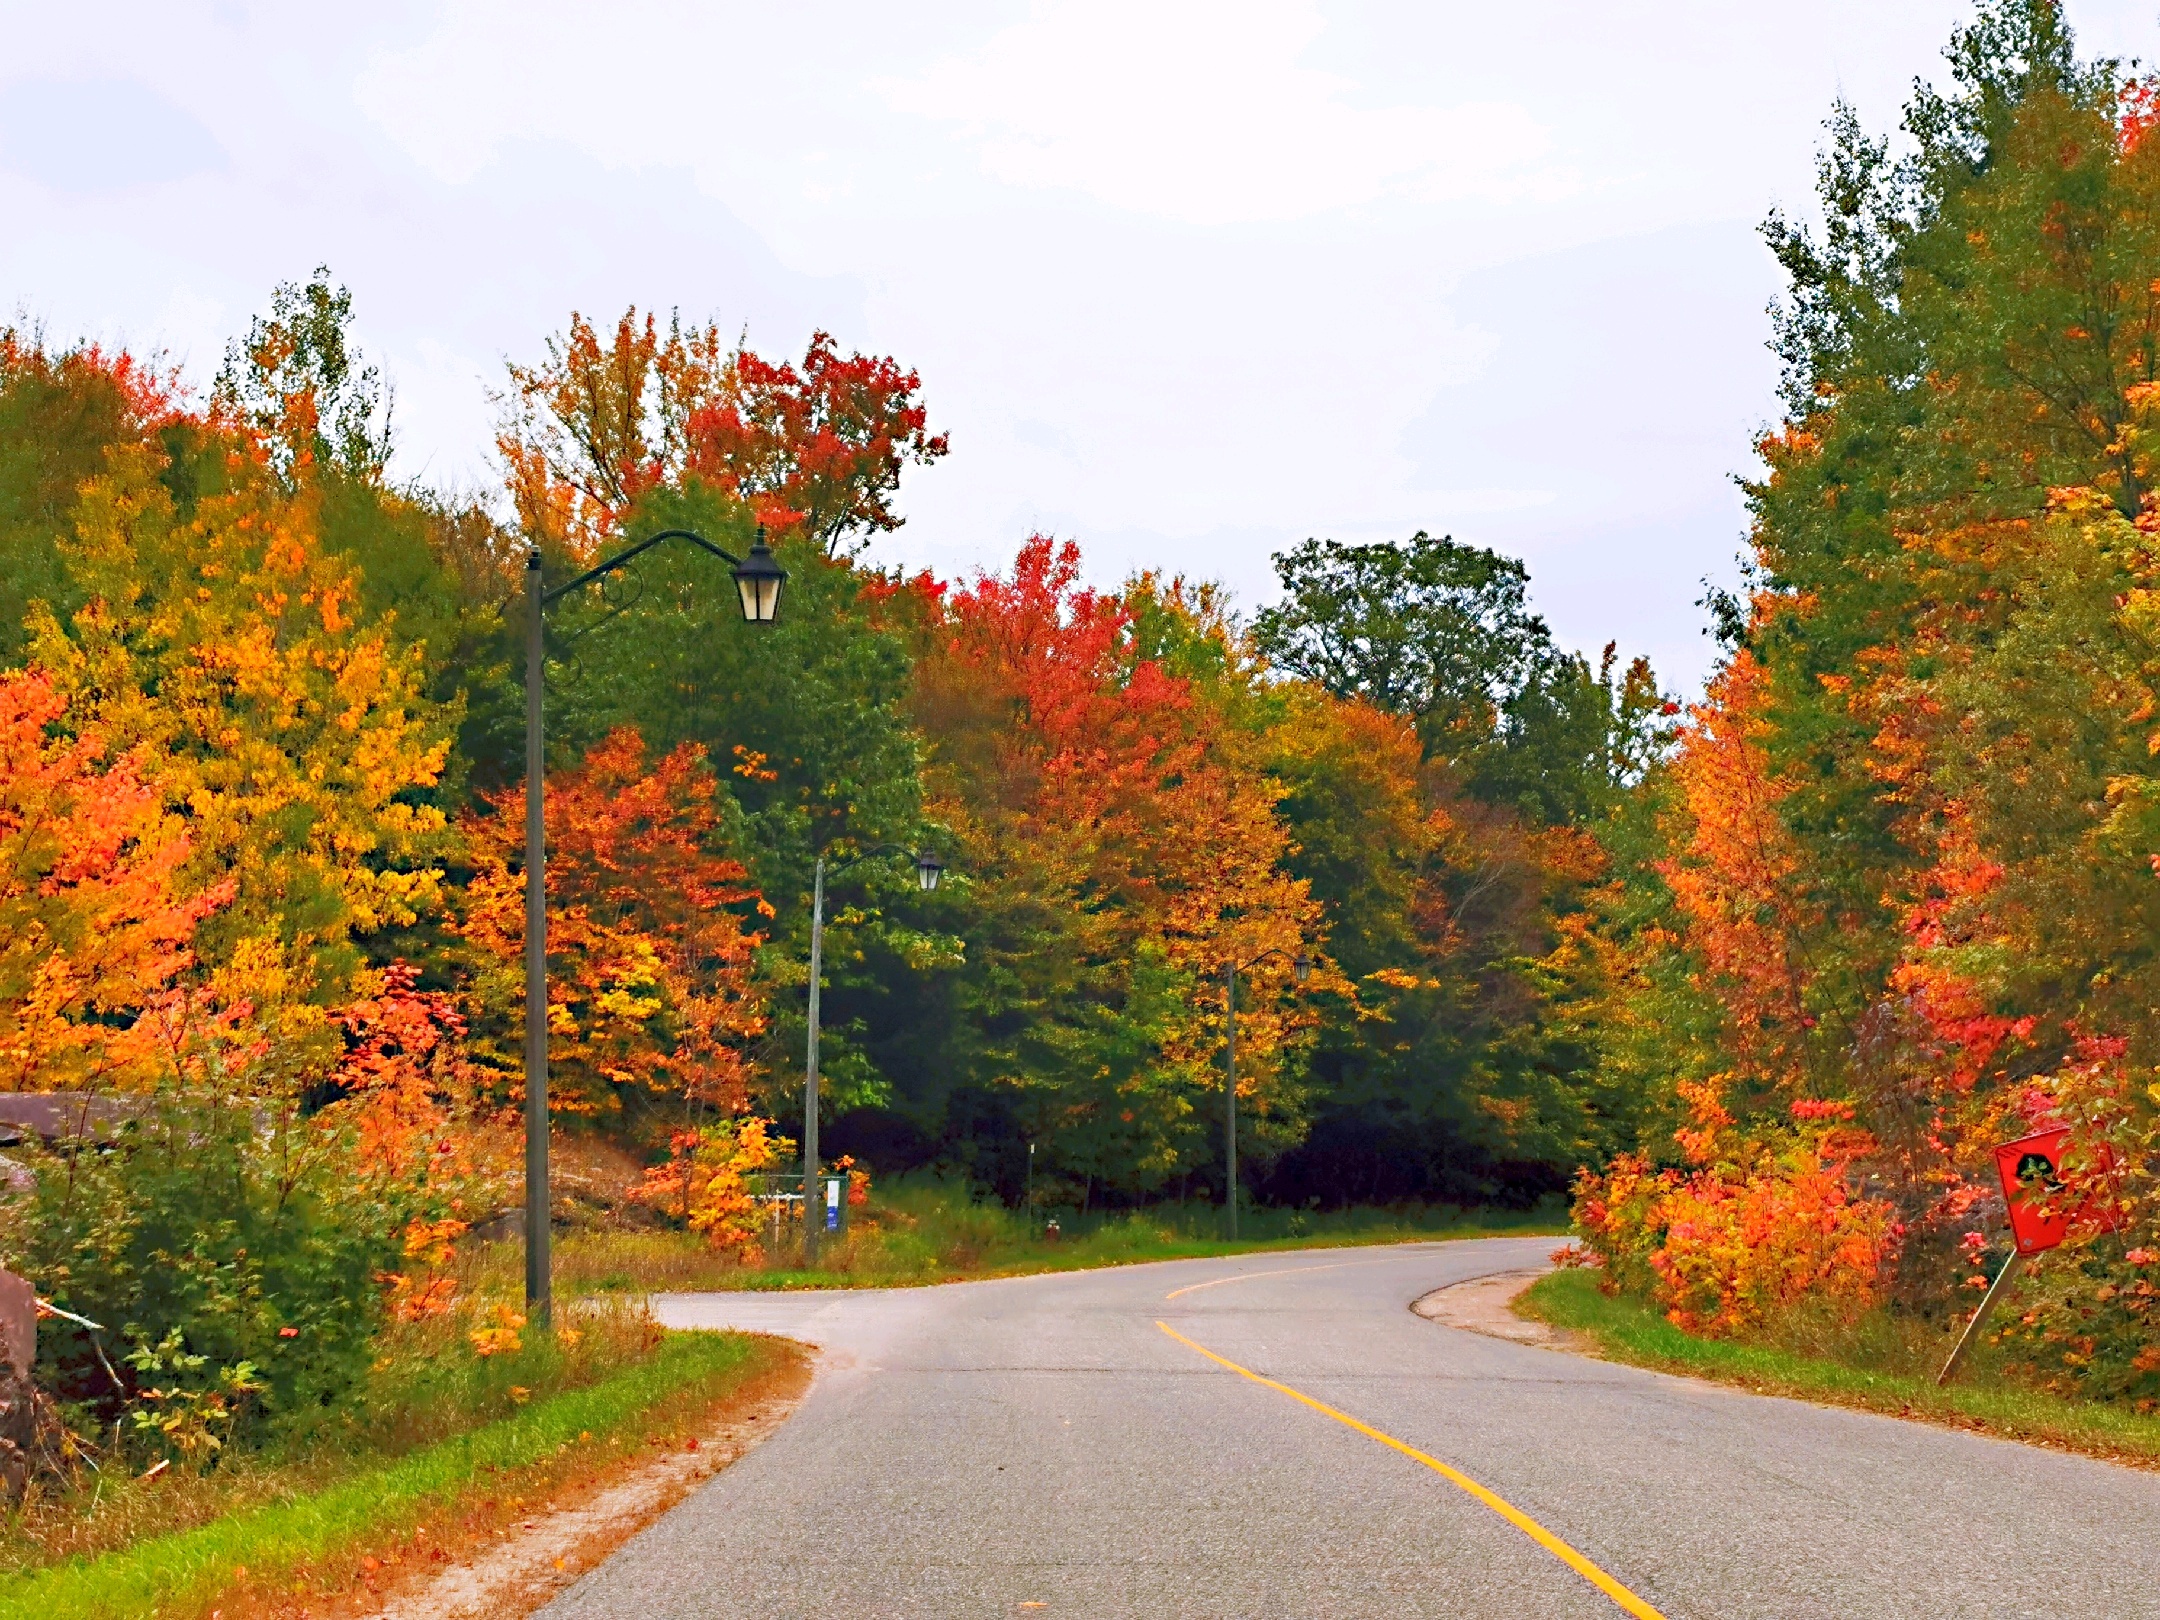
3, 2, 2156, 690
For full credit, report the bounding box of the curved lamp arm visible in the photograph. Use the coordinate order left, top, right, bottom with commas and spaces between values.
1232, 944, 1314, 980
825, 842, 924, 879
541, 527, 746, 608
820, 842, 949, 896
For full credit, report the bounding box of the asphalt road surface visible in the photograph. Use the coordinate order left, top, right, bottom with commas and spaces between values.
538, 1236, 2160, 1618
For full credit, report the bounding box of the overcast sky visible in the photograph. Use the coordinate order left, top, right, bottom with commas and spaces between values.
4, 2, 2156, 691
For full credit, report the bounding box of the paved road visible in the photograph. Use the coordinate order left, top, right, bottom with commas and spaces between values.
540, 1237, 2160, 1618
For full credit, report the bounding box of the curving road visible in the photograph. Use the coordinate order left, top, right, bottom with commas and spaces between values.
539, 1236, 2160, 1619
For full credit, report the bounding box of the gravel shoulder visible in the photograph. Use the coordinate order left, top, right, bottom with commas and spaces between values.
1409, 1266, 1576, 1348
352, 1351, 812, 1620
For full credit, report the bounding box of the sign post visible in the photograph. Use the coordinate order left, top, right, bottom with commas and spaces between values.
1938, 1126, 2087, 1386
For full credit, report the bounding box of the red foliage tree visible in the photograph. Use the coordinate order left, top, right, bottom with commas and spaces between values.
459, 729, 767, 1121
498, 311, 946, 559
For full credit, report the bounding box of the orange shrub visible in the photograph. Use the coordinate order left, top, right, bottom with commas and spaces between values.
632, 1116, 794, 1262
1575, 1151, 1899, 1337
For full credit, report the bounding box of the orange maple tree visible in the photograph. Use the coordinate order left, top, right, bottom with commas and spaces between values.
0, 667, 227, 1093
459, 728, 768, 1123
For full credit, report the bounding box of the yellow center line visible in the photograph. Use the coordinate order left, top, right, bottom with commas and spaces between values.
1154, 1320, 1666, 1620
1162, 1253, 1425, 1301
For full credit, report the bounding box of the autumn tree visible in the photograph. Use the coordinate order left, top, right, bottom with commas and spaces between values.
0, 331, 185, 665
1254, 533, 1551, 759
1258, 682, 1621, 1205
1254, 532, 1667, 827
28, 447, 457, 991
1574, 1, 2160, 1362
887, 538, 1323, 1202
497, 309, 947, 560
0, 668, 226, 1093
215, 267, 395, 486
458, 729, 767, 1131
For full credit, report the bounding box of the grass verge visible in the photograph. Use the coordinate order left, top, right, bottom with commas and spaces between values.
507, 1184, 1567, 1298
0, 1329, 791, 1620
1518, 1268, 2160, 1467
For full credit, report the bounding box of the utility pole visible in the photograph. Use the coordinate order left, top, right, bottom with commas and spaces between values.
1225, 962, 1238, 1241
803, 856, 825, 1268
523, 552, 550, 1328
796, 846, 943, 1270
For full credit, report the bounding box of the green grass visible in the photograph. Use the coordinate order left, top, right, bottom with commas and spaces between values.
0, 1330, 775, 1620
523, 1185, 1567, 1297
1519, 1268, 2160, 1466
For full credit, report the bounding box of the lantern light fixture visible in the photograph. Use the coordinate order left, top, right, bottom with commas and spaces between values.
731, 526, 788, 624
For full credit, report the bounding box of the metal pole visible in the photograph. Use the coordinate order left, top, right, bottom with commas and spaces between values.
1225, 963, 1238, 1242
522, 551, 550, 1330
1938, 1247, 2026, 1386
1026, 1141, 1034, 1232
803, 856, 825, 1268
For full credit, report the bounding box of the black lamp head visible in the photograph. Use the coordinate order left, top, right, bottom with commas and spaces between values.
732, 525, 787, 624
914, 850, 947, 893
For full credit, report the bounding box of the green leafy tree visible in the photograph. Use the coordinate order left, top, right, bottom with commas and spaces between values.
215, 268, 394, 485
1254, 532, 1550, 759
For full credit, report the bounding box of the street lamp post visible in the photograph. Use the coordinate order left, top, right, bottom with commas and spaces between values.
1222, 947, 1312, 1241
523, 526, 787, 1329
801, 845, 945, 1266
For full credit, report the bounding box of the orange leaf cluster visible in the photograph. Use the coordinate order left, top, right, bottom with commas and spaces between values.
460, 730, 767, 1117
1657, 651, 1815, 1089
630, 1117, 791, 1262
0, 668, 227, 1093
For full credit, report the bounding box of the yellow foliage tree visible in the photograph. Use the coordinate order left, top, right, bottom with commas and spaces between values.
27, 447, 457, 999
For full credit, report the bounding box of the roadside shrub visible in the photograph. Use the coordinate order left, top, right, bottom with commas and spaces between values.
1574, 1150, 1898, 1337
0, 1098, 406, 1458
1990, 1243, 2160, 1405
1984, 1098, 2160, 1405
1568, 1153, 1666, 1300
628, 1116, 792, 1261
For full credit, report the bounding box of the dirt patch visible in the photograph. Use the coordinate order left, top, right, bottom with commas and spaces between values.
344, 1349, 813, 1620
1412, 1268, 1581, 1349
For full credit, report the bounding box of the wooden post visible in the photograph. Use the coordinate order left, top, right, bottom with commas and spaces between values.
1938, 1248, 2026, 1387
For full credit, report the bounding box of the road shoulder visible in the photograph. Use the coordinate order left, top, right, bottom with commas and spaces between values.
1410, 1267, 1578, 1348
345, 1344, 814, 1620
